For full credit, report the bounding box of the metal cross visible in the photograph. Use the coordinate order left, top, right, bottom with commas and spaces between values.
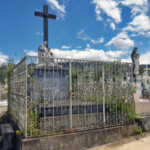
35, 5, 56, 48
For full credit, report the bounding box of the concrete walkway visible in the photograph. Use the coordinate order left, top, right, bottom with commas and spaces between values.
88, 134, 150, 150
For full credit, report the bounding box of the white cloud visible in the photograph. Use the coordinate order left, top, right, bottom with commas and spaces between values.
52, 48, 111, 61
110, 22, 116, 30
0, 52, 9, 65
123, 14, 150, 38
120, 0, 150, 39
122, 0, 148, 16
24, 47, 150, 64
24, 50, 38, 57
140, 51, 150, 64
77, 29, 104, 44
124, 14, 150, 32
24, 47, 131, 62
91, 37, 104, 44
130, 6, 148, 17
47, 0, 66, 19
105, 32, 134, 50
122, 0, 148, 7
106, 50, 130, 58
61, 45, 72, 49
92, 0, 121, 23
85, 44, 91, 51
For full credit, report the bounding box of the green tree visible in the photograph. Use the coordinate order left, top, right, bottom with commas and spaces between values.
6, 58, 14, 101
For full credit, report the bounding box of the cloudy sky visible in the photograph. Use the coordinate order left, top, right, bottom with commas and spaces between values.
0, 0, 150, 65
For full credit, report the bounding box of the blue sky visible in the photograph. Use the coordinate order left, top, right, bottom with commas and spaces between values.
0, 0, 150, 64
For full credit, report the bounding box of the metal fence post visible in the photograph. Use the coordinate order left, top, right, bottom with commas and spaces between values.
102, 65, 106, 125
25, 56, 27, 138
69, 60, 72, 132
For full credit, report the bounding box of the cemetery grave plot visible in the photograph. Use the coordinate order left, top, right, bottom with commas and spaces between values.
7, 4, 144, 139
25, 57, 135, 136
9, 56, 135, 138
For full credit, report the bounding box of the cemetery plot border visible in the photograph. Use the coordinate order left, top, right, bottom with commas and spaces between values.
9, 56, 135, 138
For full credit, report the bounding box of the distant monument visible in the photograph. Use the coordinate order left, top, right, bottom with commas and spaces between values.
131, 47, 140, 82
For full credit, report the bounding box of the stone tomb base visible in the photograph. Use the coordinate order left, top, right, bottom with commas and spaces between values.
21, 124, 137, 150
134, 93, 150, 115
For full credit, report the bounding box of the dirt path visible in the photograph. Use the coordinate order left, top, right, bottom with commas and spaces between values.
88, 134, 150, 150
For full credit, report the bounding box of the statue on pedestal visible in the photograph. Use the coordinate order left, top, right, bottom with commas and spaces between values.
38, 41, 54, 65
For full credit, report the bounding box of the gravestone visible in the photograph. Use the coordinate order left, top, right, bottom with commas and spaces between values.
1, 124, 14, 150
135, 75, 143, 98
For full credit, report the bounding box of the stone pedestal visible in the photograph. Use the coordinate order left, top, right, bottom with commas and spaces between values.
135, 75, 142, 98
134, 93, 150, 115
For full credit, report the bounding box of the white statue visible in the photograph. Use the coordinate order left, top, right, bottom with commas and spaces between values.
38, 41, 54, 65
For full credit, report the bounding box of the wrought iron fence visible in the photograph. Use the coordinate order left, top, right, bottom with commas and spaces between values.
9, 56, 135, 138
9, 57, 27, 136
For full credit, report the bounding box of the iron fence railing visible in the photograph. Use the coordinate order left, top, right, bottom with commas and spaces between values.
9, 56, 135, 138
9, 57, 27, 137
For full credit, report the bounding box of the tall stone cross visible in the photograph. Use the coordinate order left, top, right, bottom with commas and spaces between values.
35, 5, 56, 48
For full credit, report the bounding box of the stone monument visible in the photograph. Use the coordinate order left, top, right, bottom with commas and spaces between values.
37, 41, 60, 68
38, 41, 53, 65
29, 5, 69, 103
131, 47, 150, 107
131, 47, 140, 82
131, 47, 143, 97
